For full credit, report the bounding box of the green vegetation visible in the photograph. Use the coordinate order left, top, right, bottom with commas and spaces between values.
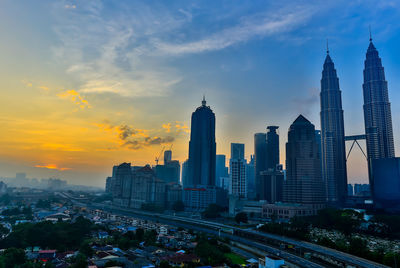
172, 200, 185, 212
109, 228, 157, 250
224, 252, 245, 265
141, 202, 164, 213
0, 216, 96, 251
0, 248, 49, 268
235, 212, 248, 224
259, 208, 400, 266
194, 235, 232, 266
201, 203, 225, 219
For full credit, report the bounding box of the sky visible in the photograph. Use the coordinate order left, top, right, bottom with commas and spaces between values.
1, 0, 400, 187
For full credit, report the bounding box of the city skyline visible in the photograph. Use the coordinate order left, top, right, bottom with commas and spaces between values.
1, 1, 400, 186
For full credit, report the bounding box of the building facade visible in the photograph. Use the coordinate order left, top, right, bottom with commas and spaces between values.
260, 167, 284, 203
283, 115, 326, 205
254, 133, 267, 199
187, 97, 216, 186
229, 143, 247, 198
320, 50, 348, 205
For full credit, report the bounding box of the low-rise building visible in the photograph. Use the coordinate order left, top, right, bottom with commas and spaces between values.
262, 202, 325, 220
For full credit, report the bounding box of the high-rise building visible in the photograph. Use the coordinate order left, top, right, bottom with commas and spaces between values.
283, 115, 326, 205
187, 97, 216, 186
320, 49, 348, 205
184, 98, 226, 211
260, 167, 284, 203
254, 133, 267, 199
155, 150, 180, 184
216, 154, 229, 187
182, 159, 189, 186
230, 143, 247, 198
113, 163, 133, 207
363, 37, 395, 192
246, 155, 256, 199
347, 184, 354, 196
266, 126, 280, 170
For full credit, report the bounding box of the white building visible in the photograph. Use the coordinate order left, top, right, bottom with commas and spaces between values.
259, 255, 284, 268
230, 143, 247, 198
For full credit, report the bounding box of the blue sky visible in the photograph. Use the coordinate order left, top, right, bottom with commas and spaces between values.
0, 0, 400, 186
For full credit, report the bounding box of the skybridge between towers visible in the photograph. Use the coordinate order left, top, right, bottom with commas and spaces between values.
345, 134, 367, 161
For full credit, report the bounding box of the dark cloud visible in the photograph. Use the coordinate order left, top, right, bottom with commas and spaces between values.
118, 125, 137, 140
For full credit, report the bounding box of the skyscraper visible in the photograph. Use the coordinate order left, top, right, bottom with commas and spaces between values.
266, 126, 280, 170
230, 143, 247, 198
216, 154, 229, 187
187, 97, 216, 186
320, 49, 348, 205
246, 155, 256, 199
284, 115, 326, 205
254, 133, 267, 199
363, 37, 395, 164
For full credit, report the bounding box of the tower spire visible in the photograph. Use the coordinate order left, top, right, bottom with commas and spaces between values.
369, 25, 372, 42
202, 94, 206, 106
326, 39, 329, 54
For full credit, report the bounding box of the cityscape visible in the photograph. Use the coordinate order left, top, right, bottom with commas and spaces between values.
1, 1, 400, 268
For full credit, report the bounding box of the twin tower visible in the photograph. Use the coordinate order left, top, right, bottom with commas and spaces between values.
320, 36, 394, 205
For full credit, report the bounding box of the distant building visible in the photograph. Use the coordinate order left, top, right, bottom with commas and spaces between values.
254, 133, 267, 200
219, 177, 230, 191
246, 155, 256, 199
354, 183, 371, 197
155, 150, 180, 184
371, 158, 400, 211
183, 186, 227, 211
260, 166, 284, 203
347, 184, 354, 196
230, 143, 247, 198
0, 181, 7, 194
262, 202, 325, 220
216, 154, 229, 187
165, 182, 183, 209
266, 126, 280, 170
283, 115, 326, 205
105, 177, 113, 193
181, 160, 189, 186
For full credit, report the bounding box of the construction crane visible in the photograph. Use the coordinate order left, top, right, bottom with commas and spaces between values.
155, 146, 165, 165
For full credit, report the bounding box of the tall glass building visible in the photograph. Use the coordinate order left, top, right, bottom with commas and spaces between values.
254, 133, 267, 199
187, 97, 216, 186
284, 115, 326, 205
363, 38, 395, 162
320, 49, 348, 205
266, 126, 280, 170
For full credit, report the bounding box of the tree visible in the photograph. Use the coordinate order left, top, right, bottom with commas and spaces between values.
202, 204, 224, 219
172, 201, 184, 212
0, 248, 27, 268
235, 212, 248, 224
79, 240, 93, 258
159, 261, 171, 268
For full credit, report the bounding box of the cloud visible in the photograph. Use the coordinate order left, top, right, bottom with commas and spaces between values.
96, 120, 174, 150
57, 89, 91, 109
35, 164, 71, 171
22, 80, 33, 87
51, 1, 185, 97
38, 86, 49, 91
41, 143, 85, 152
162, 123, 171, 133
175, 121, 190, 133
155, 6, 316, 55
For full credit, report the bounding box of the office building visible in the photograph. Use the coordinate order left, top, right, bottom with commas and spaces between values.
155, 150, 180, 184
347, 184, 354, 196
254, 133, 267, 199
266, 126, 280, 170
260, 166, 284, 203
229, 143, 247, 198
246, 155, 256, 199
187, 97, 216, 186
216, 154, 229, 187
283, 115, 326, 205
320, 48, 348, 205
363, 37, 395, 163
370, 158, 400, 210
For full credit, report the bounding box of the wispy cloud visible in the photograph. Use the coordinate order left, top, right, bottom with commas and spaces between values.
155, 6, 316, 55
35, 164, 71, 171
57, 89, 91, 109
